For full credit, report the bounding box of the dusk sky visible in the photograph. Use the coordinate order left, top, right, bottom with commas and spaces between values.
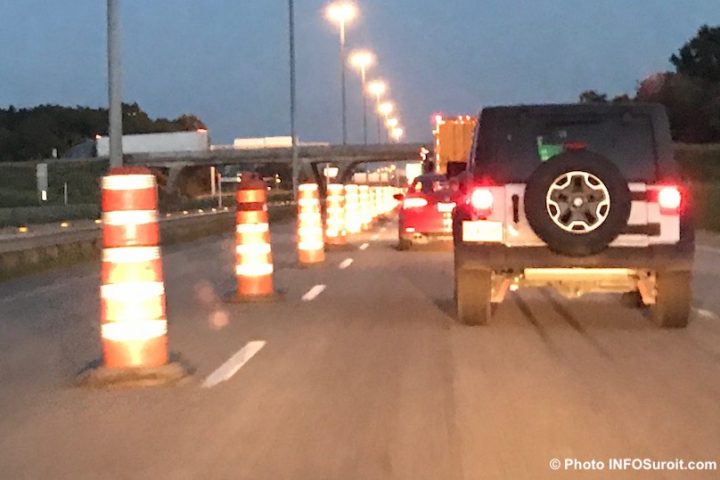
1, 1, 718, 144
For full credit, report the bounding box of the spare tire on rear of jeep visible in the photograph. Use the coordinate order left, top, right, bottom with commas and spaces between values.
524, 150, 631, 257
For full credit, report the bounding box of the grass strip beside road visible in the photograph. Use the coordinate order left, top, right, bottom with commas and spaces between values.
689, 182, 720, 232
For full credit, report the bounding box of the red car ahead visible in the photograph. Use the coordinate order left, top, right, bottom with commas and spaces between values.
396, 173, 458, 249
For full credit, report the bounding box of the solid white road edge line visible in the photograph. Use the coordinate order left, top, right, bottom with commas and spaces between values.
202, 340, 266, 388
339, 258, 354, 269
359, 243, 369, 250
302, 284, 327, 302
694, 308, 719, 320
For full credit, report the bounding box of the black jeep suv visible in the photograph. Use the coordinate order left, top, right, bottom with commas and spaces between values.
453, 103, 694, 327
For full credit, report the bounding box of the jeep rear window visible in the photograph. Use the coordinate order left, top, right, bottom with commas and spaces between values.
475, 112, 658, 182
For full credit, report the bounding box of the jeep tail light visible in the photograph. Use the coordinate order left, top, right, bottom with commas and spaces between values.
657, 186, 681, 214
403, 197, 428, 209
470, 187, 494, 217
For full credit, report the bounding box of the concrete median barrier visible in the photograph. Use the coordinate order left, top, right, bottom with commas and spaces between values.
0, 202, 294, 281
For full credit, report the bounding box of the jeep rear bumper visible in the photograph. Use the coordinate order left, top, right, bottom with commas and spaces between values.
454, 243, 694, 272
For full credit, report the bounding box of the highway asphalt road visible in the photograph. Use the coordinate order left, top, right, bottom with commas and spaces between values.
0, 218, 718, 479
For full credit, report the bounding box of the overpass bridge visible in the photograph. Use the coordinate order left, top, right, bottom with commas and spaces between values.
38, 143, 427, 192
123, 143, 426, 186
123, 143, 425, 168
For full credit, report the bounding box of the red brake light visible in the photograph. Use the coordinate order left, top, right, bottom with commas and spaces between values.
470, 188, 494, 215
657, 186, 681, 213
564, 141, 587, 151
403, 197, 428, 209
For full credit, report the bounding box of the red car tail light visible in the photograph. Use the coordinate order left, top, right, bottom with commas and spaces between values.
402, 197, 429, 209
470, 187, 494, 217
657, 186, 681, 214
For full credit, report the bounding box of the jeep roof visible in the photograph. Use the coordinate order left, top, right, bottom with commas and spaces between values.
471, 103, 680, 184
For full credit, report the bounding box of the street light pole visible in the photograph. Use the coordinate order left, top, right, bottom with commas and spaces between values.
349, 50, 375, 145
367, 80, 386, 145
360, 66, 368, 145
339, 21, 347, 145
288, 0, 299, 197
378, 101, 395, 144
326, 2, 356, 145
375, 94, 382, 144
107, 0, 123, 168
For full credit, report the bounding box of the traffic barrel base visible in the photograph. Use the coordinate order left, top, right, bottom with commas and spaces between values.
79, 166, 192, 388
76, 355, 192, 389
296, 250, 327, 267
225, 175, 281, 303
224, 290, 284, 303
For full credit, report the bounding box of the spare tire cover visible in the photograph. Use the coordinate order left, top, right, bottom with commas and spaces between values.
524, 150, 631, 257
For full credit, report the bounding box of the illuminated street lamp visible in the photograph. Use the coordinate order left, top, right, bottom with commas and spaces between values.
378, 101, 395, 117
349, 49, 375, 145
366, 79, 386, 143
366, 79, 386, 100
325, 1, 358, 145
390, 127, 404, 142
349, 49, 375, 75
385, 117, 399, 129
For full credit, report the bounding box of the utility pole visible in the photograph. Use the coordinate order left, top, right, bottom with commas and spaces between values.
289, 0, 300, 197
107, 0, 123, 168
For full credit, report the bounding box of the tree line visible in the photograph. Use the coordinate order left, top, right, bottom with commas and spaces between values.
0, 103, 205, 162
579, 25, 720, 143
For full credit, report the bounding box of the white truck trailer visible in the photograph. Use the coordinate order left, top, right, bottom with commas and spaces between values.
96, 130, 210, 156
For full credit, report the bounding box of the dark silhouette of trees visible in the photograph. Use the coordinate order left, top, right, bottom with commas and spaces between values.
579, 90, 608, 104
671, 25, 720, 83
0, 103, 206, 162
636, 72, 719, 143
578, 25, 720, 143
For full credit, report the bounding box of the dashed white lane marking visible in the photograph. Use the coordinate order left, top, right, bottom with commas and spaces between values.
339, 258, 354, 270
202, 340, 266, 388
359, 243, 369, 251
302, 284, 326, 302
694, 308, 719, 320
697, 245, 720, 255
371, 234, 380, 240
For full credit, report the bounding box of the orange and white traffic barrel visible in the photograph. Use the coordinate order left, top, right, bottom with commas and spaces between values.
344, 184, 362, 235
373, 186, 383, 220
325, 183, 347, 246
297, 183, 325, 265
100, 167, 167, 370
379, 186, 387, 215
233, 176, 275, 300
359, 185, 372, 230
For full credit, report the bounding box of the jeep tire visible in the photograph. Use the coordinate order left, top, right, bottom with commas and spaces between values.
456, 267, 492, 326
524, 151, 632, 256
651, 270, 691, 328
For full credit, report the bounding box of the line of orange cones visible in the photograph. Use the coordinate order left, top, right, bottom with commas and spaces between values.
236, 179, 401, 295
82, 169, 401, 387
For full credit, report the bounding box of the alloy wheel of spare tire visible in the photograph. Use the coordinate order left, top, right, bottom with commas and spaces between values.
524, 151, 631, 256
